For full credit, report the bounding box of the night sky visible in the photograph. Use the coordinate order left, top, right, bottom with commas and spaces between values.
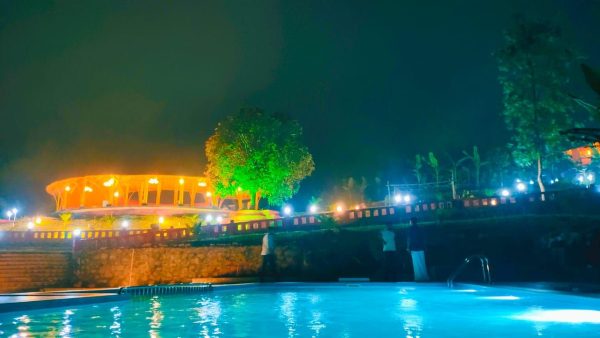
1, 0, 599, 213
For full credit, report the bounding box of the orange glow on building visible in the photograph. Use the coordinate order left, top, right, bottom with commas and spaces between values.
566, 142, 599, 166
46, 174, 249, 212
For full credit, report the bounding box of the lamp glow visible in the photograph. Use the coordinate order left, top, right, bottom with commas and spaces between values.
198, 182, 207, 187
35, 217, 42, 224
26, 222, 34, 230
73, 229, 82, 237
206, 192, 212, 197
148, 178, 159, 184
6, 211, 13, 218
206, 215, 213, 222
103, 178, 115, 187
65, 186, 71, 192
336, 204, 343, 213
84, 186, 93, 192
283, 205, 292, 216
121, 220, 129, 228
516, 182, 526, 192
403, 195, 411, 203
216, 216, 223, 223
113, 191, 119, 197
179, 178, 185, 185
309, 204, 318, 213
158, 216, 164, 224
394, 194, 402, 203
500, 189, 510, 197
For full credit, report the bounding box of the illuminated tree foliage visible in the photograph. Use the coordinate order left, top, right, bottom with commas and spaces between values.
205, 107, 315, 209
496, 19, 578, 194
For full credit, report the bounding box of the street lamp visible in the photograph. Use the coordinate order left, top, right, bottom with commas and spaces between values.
309, 204, 318, 214
282, 205, 292, 216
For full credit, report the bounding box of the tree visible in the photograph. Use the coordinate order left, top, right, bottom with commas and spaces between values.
496, 19, 579, 195
426, 152, 440, 186
462, 146, 487, 189
413, 154, 425, 184
205, 107, 315, 209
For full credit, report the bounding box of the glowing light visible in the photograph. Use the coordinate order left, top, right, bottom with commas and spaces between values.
237, 187, 243, 192
6, 211, 13, 218
216, 216, 223, 223
26, 222, 34, 230
11, 208, 17, 214
198, 182, 207, 187
179, 178, 185, 185
283, 205, 292, 216
65, 186, 71, 192
403, 195, 412, 203
550, 179, 555, 184
121, 220, 129, 228
84, 186, 93, 192
335, 204, 344, 213
516, 182, 526, 192
554, 178, 559, 182
113, 191, 120, 198
73, 229, 82, 237
158, 216, 164, 224
206, 192, 212, 197
490, 199, 497, 206
103, 178, 115, 187
500, 189, 510, 197
578, 175, 585, 183
514, 309, 600, 323
587, 173, 594, 181
479, 296, 519, 300
205, 215, 213, 222
394, 194, 402, 203
515, 178, 521, 183
148, 178, 159, 185
529, 180, 534, 185
35, 217, 42, 224
453, 289, 477, 293
309, 204, 318, 213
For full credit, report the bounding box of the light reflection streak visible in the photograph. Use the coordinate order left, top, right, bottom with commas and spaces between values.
194, 297, 222, 338
13, 314, 31, 337
110, 306, 122, 336
59, 309, 74, 337
279, 292, 298, 337
402, 314, 423, 338
147, 296, 164, 337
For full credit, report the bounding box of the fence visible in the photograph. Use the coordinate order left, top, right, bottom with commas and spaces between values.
0, 190, 588, 250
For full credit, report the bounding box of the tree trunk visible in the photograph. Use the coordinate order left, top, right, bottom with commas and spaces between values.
254, 192, 261, 210
537, 153, 546, 201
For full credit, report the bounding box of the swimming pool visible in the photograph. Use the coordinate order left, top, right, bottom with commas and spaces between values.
1, 283, 600, 337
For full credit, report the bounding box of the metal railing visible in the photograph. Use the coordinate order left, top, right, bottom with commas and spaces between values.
119, 283, 212, 296
447, 254, 491, 288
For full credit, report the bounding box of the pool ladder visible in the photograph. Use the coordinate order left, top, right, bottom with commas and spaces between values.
119, 283, 213, 296
447, 255, 491, 288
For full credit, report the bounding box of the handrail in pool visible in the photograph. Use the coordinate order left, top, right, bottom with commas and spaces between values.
447, 255, 491, 288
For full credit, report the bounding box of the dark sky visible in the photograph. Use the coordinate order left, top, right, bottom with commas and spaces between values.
1, 0, 599, 213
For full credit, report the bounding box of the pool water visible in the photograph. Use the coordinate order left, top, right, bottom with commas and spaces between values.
1, 283, 600, 337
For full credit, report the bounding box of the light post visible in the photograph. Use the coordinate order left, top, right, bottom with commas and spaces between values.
6, 208, 17, 228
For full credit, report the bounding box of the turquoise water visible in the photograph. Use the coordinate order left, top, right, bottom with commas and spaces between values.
1, 283, 600, 337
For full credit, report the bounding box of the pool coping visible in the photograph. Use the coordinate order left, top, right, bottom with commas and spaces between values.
0, 292, 129, 314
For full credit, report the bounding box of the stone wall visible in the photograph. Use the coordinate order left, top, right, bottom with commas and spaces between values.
0, 252, 73, 292
74, 215, 600, 287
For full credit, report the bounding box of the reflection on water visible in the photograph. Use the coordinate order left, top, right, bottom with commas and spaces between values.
13, 314, 31, 337
279, 292, 298, 337
60, 309, 74, 337
147, 296, 164, 338
402, 314, 423, 338
194, 296, 222, 337
110, 306, 122, 336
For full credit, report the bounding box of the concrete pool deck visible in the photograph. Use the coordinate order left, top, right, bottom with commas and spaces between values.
0, 291, 129, 313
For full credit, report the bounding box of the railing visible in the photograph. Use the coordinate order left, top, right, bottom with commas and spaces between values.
447, 255, 491, 288
119, 283, 212, 296
0, 190, 586, 250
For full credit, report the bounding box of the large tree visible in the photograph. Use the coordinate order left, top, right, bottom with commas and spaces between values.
205, 107, 315, 209
496, 19, 578, 194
